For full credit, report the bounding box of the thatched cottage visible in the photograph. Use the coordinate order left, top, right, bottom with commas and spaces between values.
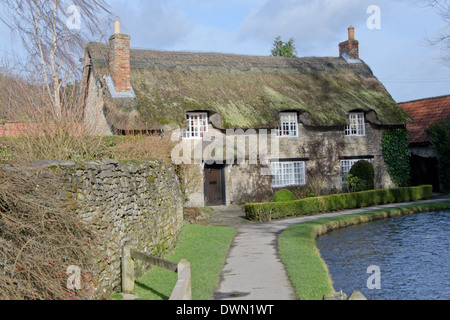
80, 22, 411, 207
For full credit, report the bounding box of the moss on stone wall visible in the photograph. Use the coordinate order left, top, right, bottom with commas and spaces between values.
29, 159, 184, 296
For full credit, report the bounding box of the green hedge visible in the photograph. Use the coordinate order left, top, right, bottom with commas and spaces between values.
245, 185, 433, 222
274, 189, 296, 202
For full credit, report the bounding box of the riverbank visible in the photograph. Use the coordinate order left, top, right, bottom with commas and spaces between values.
278, 200, 450, 300
133, 198, 450, 300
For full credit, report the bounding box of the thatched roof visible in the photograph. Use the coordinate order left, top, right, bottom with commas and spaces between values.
85, 42, 411, 131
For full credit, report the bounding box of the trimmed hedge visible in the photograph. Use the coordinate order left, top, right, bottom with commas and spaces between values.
245, 185, 433, 222
274, 189, 295, 202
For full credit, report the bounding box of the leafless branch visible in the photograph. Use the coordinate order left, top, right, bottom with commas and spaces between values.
422, 0, 450, 64
0, 0, 111, 121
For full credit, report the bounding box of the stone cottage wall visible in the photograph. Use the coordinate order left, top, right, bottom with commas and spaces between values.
81, 61, 114, 136
276, 122, 396, 191
179, 121, 396, 206
24, 159, 184, 297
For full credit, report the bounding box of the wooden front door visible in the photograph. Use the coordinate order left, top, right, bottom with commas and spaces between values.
204, 165, 225, 206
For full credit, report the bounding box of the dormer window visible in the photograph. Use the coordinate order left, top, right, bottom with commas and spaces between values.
345, 112, 365, 136
276, 112, 298, 138
182, 112, 208, 139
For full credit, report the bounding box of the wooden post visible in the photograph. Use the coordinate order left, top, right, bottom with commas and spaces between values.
121, 245, 191, 300
122, 244, 135, 294
169, 259, 192, 300
178, 259, 192, 300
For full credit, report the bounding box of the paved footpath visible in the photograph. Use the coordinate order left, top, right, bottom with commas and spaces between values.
210, 197, 450, 300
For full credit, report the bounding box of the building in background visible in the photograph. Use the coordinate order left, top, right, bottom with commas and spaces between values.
399, 94, 450, 192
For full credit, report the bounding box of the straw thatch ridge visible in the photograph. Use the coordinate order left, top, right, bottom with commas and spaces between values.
85, 42, 411, 131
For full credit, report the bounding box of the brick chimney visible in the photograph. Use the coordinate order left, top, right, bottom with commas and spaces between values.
339, 26, 359, 60
109, 21, 131, 93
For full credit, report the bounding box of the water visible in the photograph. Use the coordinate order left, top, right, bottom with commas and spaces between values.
316, 211, 450, 300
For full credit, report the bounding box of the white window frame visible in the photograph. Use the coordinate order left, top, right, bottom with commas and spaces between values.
345, 112, 365, 136
341, 158, 373, 184
271, 161, 306, 188
182, 112, 208, 139
276, 112, 298, 138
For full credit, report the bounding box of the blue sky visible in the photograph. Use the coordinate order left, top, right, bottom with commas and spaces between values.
1, 0, 449, 102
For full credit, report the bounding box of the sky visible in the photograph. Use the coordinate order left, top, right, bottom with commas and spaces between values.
1, 0, 449, 103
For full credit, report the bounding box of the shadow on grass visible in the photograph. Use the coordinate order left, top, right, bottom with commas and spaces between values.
135, 281, 170, 300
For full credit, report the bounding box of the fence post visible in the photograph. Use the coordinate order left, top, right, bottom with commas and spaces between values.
169, 259, 192, 300
178, 259, 191, 300
122, 244, 135, 294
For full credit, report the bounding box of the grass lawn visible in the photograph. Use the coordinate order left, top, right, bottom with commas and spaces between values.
134, 223, 236, 300
278, 200, 450, 300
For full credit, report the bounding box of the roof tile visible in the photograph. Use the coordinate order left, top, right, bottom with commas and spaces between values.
399, 95, 450, 144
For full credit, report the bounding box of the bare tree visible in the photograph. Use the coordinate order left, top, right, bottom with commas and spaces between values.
424, 0, 450, 63
0, 0, 110, 121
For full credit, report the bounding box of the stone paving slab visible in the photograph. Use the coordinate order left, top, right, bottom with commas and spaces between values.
214, 224, 296, 300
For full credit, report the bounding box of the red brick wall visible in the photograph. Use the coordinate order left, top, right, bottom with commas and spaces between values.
0, 122, 38, 137
109, 34, 131, 93
0, 122, 84, 137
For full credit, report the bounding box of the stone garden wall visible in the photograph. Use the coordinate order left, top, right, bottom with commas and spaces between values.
25, 159, 184, 296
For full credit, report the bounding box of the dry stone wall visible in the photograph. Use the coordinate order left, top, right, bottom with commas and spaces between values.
31, 159, 184, 296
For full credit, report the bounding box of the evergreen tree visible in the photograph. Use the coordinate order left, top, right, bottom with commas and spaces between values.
271, 36, 298, 57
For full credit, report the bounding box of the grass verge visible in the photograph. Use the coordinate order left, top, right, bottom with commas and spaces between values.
278, 200, 450, 300
134, 223, 236, 300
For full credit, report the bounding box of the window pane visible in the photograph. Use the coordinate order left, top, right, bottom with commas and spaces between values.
277, 113, 298, 137
341, 159, 372, 184
272, 161, 305, 187
345, 113, 365, 136
182, 113, 208, 139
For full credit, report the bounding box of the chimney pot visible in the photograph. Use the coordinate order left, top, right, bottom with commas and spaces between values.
114, 20, 121, 34
348, 26, 355, 40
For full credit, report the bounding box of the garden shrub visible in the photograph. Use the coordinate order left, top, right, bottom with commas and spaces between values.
245, 185, 433, 222
273, 189, 296, 202
0, 167, 104, 300
349, 160, 374, 191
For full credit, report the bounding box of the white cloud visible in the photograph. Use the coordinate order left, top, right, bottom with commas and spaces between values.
238, 0, 365, 55
2, 0, 446, 102
105, 0, 448, 101
108, 0, 195, 49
